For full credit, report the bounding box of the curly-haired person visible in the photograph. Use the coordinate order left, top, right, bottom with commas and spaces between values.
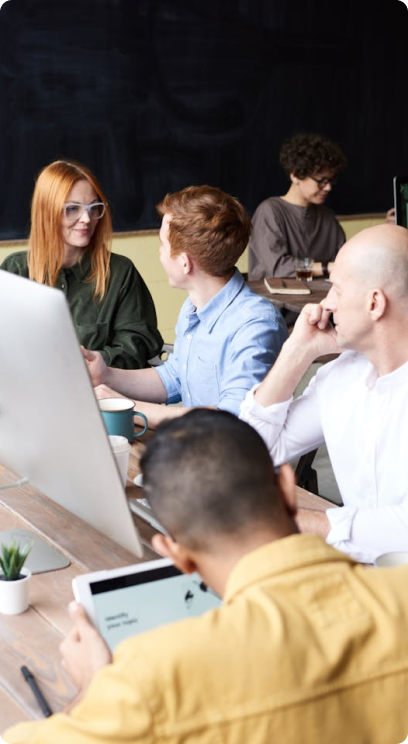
249, 133, 347, 280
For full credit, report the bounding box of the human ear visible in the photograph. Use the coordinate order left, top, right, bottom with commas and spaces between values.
151, 534, 198, 575
151, 533, 173, 558
369, 288, 387, 321
179, 252, 193, 275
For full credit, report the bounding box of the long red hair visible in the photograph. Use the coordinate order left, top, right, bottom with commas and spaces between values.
28, 160, 112, 299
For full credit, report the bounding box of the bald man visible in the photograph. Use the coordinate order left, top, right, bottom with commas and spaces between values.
240, 224, 408, 563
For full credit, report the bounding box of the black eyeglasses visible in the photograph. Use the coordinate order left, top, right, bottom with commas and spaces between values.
309, 175, 338, 189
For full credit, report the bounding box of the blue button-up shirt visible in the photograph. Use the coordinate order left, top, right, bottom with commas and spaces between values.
157, 269, 287, 415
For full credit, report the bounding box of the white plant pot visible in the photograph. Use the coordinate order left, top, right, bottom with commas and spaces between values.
0, 567, 31, 615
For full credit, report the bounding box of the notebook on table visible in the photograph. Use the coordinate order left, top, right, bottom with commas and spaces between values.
263, 277, 312, 295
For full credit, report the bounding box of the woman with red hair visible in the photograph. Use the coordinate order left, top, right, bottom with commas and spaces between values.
1, 160, 162, 368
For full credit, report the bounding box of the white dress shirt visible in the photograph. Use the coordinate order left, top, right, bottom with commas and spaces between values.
240, 350, 408, 563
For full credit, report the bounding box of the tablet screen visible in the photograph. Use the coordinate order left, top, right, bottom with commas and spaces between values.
88, 564, 221, 651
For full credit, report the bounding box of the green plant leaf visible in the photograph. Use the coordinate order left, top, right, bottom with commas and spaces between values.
0, 539, 32, 581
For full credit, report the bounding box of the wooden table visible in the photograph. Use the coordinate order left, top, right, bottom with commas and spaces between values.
249, 278, 330, 314
0, 438, 156, 729
0, 442, 334, 729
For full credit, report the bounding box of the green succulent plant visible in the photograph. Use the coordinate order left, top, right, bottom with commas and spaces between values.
0, 540, 32, 581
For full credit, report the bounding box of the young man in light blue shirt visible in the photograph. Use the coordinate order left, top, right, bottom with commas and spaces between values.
83, 185, 287, 427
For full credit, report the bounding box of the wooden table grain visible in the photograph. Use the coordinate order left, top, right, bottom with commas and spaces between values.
0, 437, 154, 728
0, 437, 333, 729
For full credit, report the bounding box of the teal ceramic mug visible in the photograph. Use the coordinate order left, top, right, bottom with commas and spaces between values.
98, 398, 148, 442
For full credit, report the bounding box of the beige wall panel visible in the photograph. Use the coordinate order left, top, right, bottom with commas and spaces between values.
0, 212, 388, 342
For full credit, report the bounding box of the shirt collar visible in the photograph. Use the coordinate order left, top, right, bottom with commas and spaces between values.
61, 250, 92, 280
223, 534, 356, 603
186, 269, 244, 333
377, 357, 408, 388
363, 355, 408, 391
278, 197, 317, 214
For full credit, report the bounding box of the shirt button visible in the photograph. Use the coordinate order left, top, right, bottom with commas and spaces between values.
183, 363, 187, 370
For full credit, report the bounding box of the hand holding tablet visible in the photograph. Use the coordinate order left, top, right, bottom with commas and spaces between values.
73, 558, 221, 651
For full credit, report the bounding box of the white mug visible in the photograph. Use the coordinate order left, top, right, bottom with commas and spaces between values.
108, 435, 131, 487
374, 552, 408, 568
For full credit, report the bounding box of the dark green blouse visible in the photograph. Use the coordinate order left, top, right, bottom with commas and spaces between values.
1, 250, 163, 369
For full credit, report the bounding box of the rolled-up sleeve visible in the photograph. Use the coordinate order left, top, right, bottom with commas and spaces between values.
155, 343, 182, 404
240, 378, 325, 464
98, 261, 163, 370
327, 500, 408, 564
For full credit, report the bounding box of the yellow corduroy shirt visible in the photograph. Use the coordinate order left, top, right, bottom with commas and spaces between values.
4, 534, 408, 743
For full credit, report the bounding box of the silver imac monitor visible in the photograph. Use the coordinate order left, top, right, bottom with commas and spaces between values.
0, 270, 143, 558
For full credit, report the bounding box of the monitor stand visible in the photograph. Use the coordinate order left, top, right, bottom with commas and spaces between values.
0, 529, 70, 573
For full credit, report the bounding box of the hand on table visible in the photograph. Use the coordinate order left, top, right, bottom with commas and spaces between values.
60, 601, 112, 694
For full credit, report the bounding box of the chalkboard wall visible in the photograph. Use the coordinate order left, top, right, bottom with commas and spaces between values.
0, 0, 406, 239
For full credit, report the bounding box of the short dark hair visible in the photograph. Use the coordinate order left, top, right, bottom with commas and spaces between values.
140, 409, 280, 549
156, 185, 251, 277
279, 133, 347, 180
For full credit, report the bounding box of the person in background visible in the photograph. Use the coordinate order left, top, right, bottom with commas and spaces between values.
4, 409, 408, 743
82, 185, 288, 428
1, 160, 163, 369
241, 223, 408, 565
249, 132, 347, 280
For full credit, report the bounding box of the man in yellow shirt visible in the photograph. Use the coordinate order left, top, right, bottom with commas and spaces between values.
4, 410, 408, 743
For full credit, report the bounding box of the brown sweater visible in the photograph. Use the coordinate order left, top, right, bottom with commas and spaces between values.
248, 196, 345, 279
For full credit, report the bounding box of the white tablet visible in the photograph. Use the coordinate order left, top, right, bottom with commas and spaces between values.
73, 558, 221, 651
